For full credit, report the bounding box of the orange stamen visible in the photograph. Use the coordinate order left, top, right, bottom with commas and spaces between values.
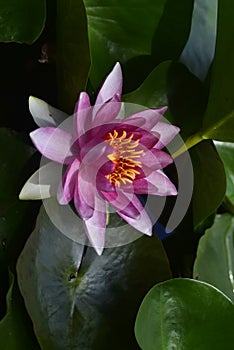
105, 130, 144, 186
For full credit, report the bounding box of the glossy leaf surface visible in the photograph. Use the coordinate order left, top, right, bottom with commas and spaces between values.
194, 214, 234, 302
215, 141, 234, 207
0, 273, 40, 349
0, 0, 46, 43
135, 278, 234, 350
17, 207, 171, 349
201, 1, 234, 141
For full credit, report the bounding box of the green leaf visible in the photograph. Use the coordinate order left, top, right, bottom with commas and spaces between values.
0, 272, 40, 349
83, 0, 167, 90
0, 128, 38, 264
180, 0, 217, 81
56, 0, 91, 113
152, 0, 194, 63
0, 0, 46, 44
194, 214, 234, 302
190, 140, 226, 227
215, 141, 234, 207
201, 1, 234, 141
17, 207, 171, 350
123, 61, 171, 108
135, 278, 234, 350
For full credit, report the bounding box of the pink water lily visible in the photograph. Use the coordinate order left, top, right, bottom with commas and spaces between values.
20, 63, 179, 255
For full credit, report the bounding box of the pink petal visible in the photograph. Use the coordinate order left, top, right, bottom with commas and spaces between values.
133, 170, 177, 196
83, 193, 106, 255
57, 159, 80, 204
116, 193, 152, 236
93, 101, 121, 126
153, 122, 180, 149
101, 189, 140, 219
74, 92, 92, 140
140, 148, 173, 170
30, 127, 74, 164
115, 124, 159, 149
95, 62, 122, 105
74, 167, 95, 219
124, 108, 163, 130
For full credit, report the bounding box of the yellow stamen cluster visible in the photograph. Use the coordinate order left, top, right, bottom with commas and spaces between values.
105, 130, 143, 186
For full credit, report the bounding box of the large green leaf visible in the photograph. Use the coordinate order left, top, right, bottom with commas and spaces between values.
180, 0, 217, 81
84, 0, 166, 90
84, 0, 194, 91
215, 141, 234, 207
17, 207, 171, 350
0, 128, 38, 264
135, 278, 234, 350
56, 0, 90, 113
0, 273, 40, 349
190, 140, 226, 227
193, 214, 234, 302
200, 1, 234, 141
123, 61, 171, 109
0, 0, 46, 44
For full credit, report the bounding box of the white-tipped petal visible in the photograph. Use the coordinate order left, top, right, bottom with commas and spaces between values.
95, 62, 123, 105
83, 193, 106, 255
19, 162, 61, 200
29, 96, 68, 127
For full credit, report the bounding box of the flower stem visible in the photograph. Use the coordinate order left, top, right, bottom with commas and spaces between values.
172, 132, 204, 159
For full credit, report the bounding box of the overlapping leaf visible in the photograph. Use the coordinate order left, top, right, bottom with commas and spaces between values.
17, 207, 171, 349
194, 214, 234, 302
0, 273, 40, 349
0, 0, 46, 43
135, 279, 234, 350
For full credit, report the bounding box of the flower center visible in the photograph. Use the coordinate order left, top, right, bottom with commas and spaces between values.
105, 130, 144, 186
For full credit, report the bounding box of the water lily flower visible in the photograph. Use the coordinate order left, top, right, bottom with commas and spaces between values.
20, 63, 179, 255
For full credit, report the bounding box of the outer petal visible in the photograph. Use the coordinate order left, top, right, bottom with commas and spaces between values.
73, 92, 92, 140
57, 159, 80, 204
132, 170, 177, 196
95, 62, 122, 105
124, 108, 163, 130
19, 162, 61, 200
92, 101, 121, 126
30, 127, 74, 164
140, 148, 173, 170
74, 167, 95, 219
29, 96, 68, 127
153, 122, 180, 149
83, 193, 106, 255
116, 193, 152, 236
101, 189, 139, 218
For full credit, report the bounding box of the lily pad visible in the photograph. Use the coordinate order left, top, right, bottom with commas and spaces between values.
135, 278, 234, 350
0, 272, 40, 349
123, 61, 171, 109
0, 0, 46, 43
180, 0, 217, 81
215, 141, 234, 207
194, 213, 234, 302
17, 207, 171, 349
201, 1, 234, 141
